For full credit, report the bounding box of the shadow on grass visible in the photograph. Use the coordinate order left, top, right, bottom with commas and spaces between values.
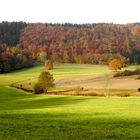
0, 86, 93, 110
14, 96, 92, 109
0, 66, 35, 75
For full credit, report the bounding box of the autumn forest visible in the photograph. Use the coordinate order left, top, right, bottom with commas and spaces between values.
0, 21, 140, 72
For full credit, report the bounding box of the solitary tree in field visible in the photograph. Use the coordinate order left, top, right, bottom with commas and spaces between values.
109, 59, 122, 71
45, 60, 53, 71
34, 71, 54, 94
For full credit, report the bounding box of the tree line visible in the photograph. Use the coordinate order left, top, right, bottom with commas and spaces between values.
0, 22, 140, 72
0, 22, 32, 72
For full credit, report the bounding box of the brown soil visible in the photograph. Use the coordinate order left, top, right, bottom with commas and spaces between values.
56, 75, 140, 90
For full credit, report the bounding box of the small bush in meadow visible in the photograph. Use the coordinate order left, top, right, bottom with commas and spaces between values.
34, 82, 43, 94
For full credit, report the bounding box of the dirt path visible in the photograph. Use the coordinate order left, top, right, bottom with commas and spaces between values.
56, 74, 140, 90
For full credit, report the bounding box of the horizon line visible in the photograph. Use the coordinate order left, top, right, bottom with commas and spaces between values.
1, 21, 140, 25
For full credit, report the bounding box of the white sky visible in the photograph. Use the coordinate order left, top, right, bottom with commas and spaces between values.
0, 0, 140, 24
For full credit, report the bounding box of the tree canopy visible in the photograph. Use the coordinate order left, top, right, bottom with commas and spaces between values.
1, 22, 140, 72
109, 59, 122, 71
34, 71, 54, 94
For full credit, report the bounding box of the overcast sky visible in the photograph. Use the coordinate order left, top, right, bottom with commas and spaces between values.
0, 0, 140, 24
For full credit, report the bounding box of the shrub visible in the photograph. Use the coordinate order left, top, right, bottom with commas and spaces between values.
136, 76, 140, 80
34, 82, 43, 94
114, 69, 140, 77
134, 69, 140, 75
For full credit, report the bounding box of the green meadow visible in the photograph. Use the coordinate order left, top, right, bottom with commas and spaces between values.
0, 63, 111, 91
0, 63, 110, 85
0, 63, 140, 139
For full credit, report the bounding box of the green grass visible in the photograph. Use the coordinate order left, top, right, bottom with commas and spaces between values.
0, 63, 139, 85
0, 63, 110, 86
0, 63, 111, 91
7, 64, 140, 96
1, 63, 140, 139
1, 86, 140, 139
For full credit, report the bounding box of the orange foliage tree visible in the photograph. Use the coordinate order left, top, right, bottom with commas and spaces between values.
45, 60, 53, 71
131, 25, 140, 37
109, 59, 122, 71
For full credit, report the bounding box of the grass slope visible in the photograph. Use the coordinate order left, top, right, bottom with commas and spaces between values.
0, 63, 110, 86
1, 86, 140, 139
0, 63, 140, 139
0, 63, 111, 91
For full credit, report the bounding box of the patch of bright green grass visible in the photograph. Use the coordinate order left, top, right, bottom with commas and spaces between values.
1, 86, 140, 139
0, 63, 110, 86
0, 63, 139, 86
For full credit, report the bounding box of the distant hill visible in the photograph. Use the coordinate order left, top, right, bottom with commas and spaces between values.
0, 22, 140, 72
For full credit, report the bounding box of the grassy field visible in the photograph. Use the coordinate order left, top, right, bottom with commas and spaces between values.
0, 63, 111, 92
1, 86, 140, 139
0, 63, 110, 86
1, 63, 137, 85
1, 63, 140, 139
1, 63, 139, 92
